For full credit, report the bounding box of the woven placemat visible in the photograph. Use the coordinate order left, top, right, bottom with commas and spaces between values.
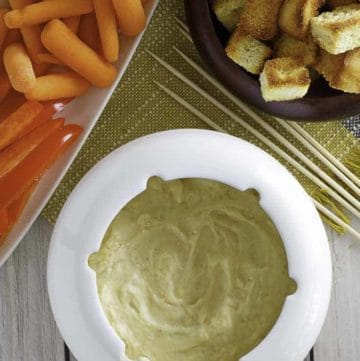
43, 0, 360, 225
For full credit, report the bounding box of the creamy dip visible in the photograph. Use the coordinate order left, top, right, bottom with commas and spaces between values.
89, 177, 296, 361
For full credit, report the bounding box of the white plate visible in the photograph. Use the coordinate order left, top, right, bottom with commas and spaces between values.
0, 0, 159, 267
48, 130, 332, 361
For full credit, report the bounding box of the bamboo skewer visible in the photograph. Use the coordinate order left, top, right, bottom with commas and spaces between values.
273, 118, 360, 194
147, 49, 360, 219
154, 80, 360, 241
169, 47, 360, 209
175, 17, 360, 192
285, 121, 360, 189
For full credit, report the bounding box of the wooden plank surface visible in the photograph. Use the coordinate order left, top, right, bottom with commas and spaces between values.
1, 216, 360, 361
0, 217, 64, 361
313, 217, 360, 361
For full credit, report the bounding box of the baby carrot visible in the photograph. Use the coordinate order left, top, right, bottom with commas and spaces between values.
0, 118, 65, 178
8, 0, 45, 63
78, 13, 100, 52
1, 28, 21, 48
0, 72, 11, 104
26, 72, 91, 101
112, 0, 146, 36
94, 0, 119, 63
63, 16, 80, 33
3, 42, 36, 93
0, 100, 43, 151
42, 19, 117, 87
36, 52, 63, 65
5, 0, 94, 28
0, 124, 83, 209
0, 8, 9, 50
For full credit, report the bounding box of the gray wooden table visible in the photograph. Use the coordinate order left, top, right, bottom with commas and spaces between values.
0, 216, 359, 361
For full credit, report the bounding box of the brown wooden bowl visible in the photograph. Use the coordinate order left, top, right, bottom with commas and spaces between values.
184, 0, 360, 121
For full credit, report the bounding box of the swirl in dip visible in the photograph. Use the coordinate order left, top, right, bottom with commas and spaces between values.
89, 176, 296, 361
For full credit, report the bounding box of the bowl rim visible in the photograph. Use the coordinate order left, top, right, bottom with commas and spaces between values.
184, 0, 360, 121
47, 129, 332, 361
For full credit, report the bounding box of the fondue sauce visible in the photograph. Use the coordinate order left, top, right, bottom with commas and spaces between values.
89, 177, 296, 361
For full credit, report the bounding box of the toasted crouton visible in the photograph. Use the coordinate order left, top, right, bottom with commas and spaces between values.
332, 48, 360, 93
327, 0, 357, 9
212, 0, 245, 32
274, 33, 319, 66
313, 49, 346, 81
311, 4, 360, 54
225, 28, 272, 74
260, 57, 311, 101
279, 0, 325, 40
237, 0, 283, 40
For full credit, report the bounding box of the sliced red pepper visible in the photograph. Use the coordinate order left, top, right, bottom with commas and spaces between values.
17, 98, 73, 139
0, 208, 8, 235
0, 91, 27, 123
0, 118, 65, 178
0, 124, 83, 209
5, 181, 38, 235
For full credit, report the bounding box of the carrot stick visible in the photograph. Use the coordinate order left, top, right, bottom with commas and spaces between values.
36, 52, 63, 65
63, 16, 80, 33
78, 12, 100, 52
2, 28, 21, 48
3, 42, 36, 93
0, 124, 83, 209
94, 0, 119, 63
0, 90, 26, 122
0, 72, 11, 104
26, 72, 90, 101
112, 0, 146, 36
5, 0, 94, 28
42, 19, 117, 87
0, 118, 65, 178
0, 100, 43, 151
21, 25, 45, 63
0, 8, 9, 50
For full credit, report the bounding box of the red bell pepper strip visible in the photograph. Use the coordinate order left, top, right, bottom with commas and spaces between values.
16, 98, 73, 140
0, 118, 65, 178
0, 100, 44, 151
0, 208, 8, 235
0, 124, 83, 209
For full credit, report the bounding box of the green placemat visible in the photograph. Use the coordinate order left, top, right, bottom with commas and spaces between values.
43, 0, 360, 230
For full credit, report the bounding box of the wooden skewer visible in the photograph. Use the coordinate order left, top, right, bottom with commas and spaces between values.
285, 121, 360, 189
169, 47, 360, 210
147, 49, 360, 219
175, 18, 360, 192
154, 80, 360, 242
273, 118, 360, 194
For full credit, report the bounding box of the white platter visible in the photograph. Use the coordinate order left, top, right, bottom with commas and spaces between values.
48, 130, 332, 361
0, 0, 159, 267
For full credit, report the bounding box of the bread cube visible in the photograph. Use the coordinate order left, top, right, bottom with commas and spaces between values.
213, 0, 245, 32
260, 57, 311, 101
314, 49, 346, 82
274, 33, 319, 66
311, 4, 360, 54
237, 0, 283, 40
225, 28, 272, 74
332, 48, 360, 93
279, 0, 325, 40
